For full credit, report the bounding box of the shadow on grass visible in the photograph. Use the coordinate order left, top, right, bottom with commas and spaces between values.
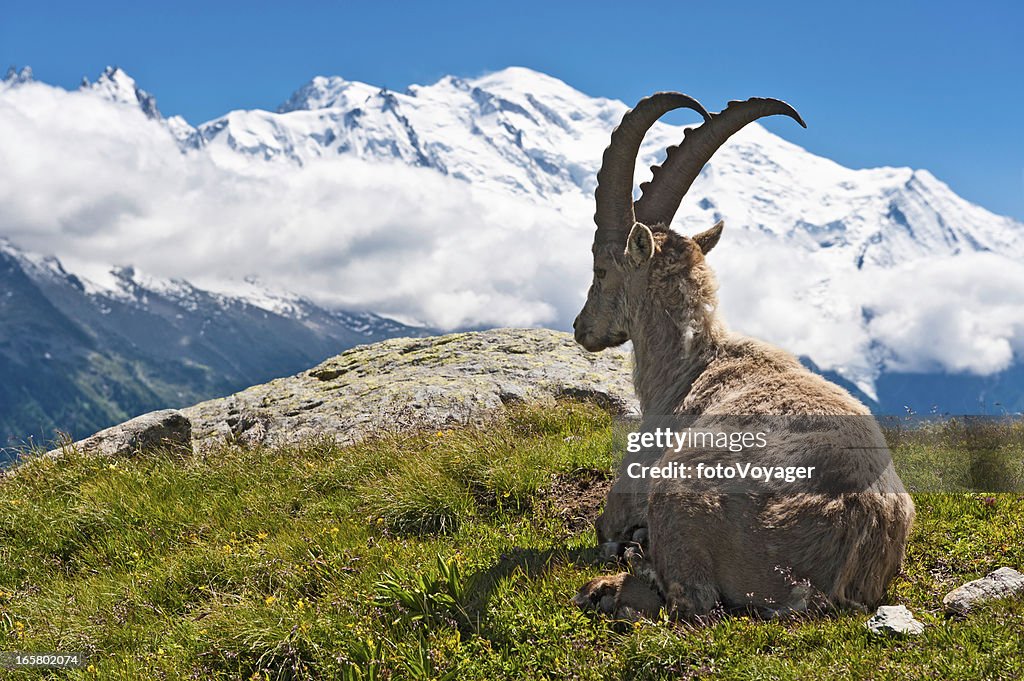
461, 544, 603, 623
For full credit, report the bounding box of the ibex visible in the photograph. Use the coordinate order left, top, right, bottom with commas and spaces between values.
572, 93, 915, 619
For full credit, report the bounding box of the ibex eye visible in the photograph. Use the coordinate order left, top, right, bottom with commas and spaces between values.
594, 268, 607, 279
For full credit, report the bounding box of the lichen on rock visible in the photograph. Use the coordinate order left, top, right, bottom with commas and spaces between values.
183, 328, 637, 449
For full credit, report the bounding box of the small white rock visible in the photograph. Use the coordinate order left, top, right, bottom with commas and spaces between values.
943, 567, 1024, 616
866, 604, 925, 636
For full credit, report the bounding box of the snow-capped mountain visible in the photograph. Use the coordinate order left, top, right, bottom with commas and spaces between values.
159, 67, 1022, 268
2, 64, 1022, 420
80, 65, 161, 120
0, 237, 424, 454
2, 66, 33, 87
35, 61, 1019, 272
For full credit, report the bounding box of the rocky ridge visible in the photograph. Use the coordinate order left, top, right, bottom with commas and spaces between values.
0, 237, 426, 451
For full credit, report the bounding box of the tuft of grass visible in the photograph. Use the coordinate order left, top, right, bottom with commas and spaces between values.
357, 401, 613, 536
0, 402, 1020, 679
373, 555, 473, 631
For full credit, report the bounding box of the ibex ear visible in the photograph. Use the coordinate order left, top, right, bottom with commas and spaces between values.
625, 222, 655, 267
693, 220, 724, 255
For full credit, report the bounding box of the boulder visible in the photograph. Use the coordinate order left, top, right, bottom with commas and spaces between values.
27, 329, 635, 462
183, 328, 638, 449
942, 567, 1024, 616
47, 409, 192, 459
865, 605, 925, 636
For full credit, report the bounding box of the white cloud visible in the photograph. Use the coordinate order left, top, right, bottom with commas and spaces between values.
713, 239, 1024, 382
0, 81, 592, 330
858, 254, 1024, 375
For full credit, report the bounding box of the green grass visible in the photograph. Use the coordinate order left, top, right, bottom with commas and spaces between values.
1, 403, 1022, 680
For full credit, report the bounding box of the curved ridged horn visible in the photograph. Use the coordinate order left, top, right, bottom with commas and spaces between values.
633, 97, 806, 228
593, 93, 710, 246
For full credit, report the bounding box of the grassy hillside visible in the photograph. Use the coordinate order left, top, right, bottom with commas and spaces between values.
1, 402, 1022, 680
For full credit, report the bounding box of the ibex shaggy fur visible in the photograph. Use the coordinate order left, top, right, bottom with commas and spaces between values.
572, 93, 915, 620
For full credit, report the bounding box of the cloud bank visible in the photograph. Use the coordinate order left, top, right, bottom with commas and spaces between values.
0, 81, 594, 331
2, 81, 1022, 387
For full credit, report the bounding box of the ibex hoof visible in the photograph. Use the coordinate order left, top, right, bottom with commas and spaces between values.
573, 575, 623, 615
574, 573, 663, 621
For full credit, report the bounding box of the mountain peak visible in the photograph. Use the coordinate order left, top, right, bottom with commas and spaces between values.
2, 65, 33, 88
81, 66, 161, 120
467, 66, 584, 98
475, 65, 562, 82
277, 75, 376, 113
2, 64, 33, 84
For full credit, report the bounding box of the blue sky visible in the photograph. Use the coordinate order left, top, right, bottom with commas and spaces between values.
3, 1, 1022, 219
